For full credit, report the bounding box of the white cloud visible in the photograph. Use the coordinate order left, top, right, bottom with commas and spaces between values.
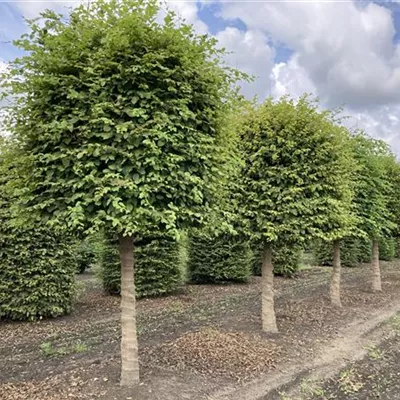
216, 27, 275, 99
216, 0, 400, 153
0, 61, 9, 138
166, 0, 208, 34
10, 0, 81, 19
220, 1, 400, 109
345, 106, 400, 157
271, 54, 316, 99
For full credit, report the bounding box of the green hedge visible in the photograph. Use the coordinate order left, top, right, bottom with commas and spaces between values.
100, 233, 184, 297
0, 226, 77, 321
252, 241, 302, 277
313, 238, 363, 267
313, 237, 397, 265
0, 148, 77, 321
379, 237, 396, 261
74, 239, 97, 274
187, 232, 252, 284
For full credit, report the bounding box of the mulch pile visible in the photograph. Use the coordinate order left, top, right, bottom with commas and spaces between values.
145, 328, 280, 381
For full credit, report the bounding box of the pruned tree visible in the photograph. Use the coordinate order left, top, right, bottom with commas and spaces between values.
239, 96, 355, 331
351, 132, 397, 292
386, 157, 400, 257
1, 0, 242, 386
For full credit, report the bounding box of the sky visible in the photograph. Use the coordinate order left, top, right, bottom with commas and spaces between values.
1, 0, 400, 155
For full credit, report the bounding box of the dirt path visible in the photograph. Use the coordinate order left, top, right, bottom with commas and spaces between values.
1, 261, 400, 400
216, 304, 400, 400
268, 313, 400, 400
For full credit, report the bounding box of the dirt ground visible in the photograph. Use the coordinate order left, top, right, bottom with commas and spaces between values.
1, 260, 400, 400
273, 314, 400, 400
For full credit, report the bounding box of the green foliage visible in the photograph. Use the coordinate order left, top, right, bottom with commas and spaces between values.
239, 96, 356, 246
252, 241, 302, 277
0, 142, 76, 321
314, 236, 397, 265
74, 239, 97, 273
100, 233, 184, 297
313, 237, 371, 267
187, 231, 252, 284
351, 132, 396, 242
386, 161, 400, 239
379, 237, 396, 261
1, 0, 244, 238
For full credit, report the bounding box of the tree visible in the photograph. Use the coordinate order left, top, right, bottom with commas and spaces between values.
386, 158, 400, 257
351, 133, 396, 292
239, 96, 355, 331
1, 0, 242, 386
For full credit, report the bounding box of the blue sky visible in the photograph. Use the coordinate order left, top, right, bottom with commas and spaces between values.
1, 0, 400, 154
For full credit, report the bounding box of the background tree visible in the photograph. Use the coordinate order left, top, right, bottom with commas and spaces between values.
351, 132, 396, 292
1, 0, 242, 386
386, 157, 400, 257
239, 96, 355, 331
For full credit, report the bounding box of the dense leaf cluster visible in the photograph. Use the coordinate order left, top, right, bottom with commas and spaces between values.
239, 96, 356, 245
252, 241, 302, 277
187, 232, 252, 283
100, 233, 184, 297
379, 237, 396, 261
313, 237, 371, 267
0, 144, 76, 321
1, 0, 242, 238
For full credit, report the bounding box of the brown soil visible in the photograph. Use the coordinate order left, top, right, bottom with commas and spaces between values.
1, 261, 400, 400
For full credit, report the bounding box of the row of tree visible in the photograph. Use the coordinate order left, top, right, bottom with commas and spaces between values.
1, 0, 399, 388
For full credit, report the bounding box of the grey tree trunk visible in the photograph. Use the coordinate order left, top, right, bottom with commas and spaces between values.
261, 242, 278, 333
119, 234, 139, 387
371, 239, 382, 292
330, 239, 342, 307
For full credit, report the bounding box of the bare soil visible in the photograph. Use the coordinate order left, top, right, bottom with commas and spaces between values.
1, 260, 400, 400
272, 314, 400, 400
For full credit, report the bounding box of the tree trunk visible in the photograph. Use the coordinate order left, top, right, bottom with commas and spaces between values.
371, 239, 382, 292
261, 242, 278, 333
330, 239, 342, 307
119, 234, 139, 387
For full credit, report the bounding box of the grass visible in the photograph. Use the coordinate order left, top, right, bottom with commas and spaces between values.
338, 367, 364, 394
300, 378, 325, 398
365, 344, 384, 360
40, 340, 88, 357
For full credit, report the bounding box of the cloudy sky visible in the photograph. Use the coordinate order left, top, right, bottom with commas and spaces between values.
1, 0, 400, 154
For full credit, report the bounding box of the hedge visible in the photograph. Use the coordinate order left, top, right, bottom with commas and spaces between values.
100, 233, 184, 297
313, 237, 362, 267
379, 237, 396, 261
74, 238, 97, 274
0, 150, 77, 321
187, 232, 252, 284
313, 236, 397, 266
0, 226, 77, 321
252, 241, 302, 277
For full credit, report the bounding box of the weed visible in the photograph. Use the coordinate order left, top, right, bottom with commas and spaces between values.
74, 341, 88, 353
40, 342, 67, 357
389, 315, 400, 331
40, 340, 87, 357
40, 342, 56, 356
279, 392, 294, 400
74, 280, 86, 302
300, 379, 325, 398
169, 300, 183, 313
365, 344, 384, 360
338, 367, 364, 394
